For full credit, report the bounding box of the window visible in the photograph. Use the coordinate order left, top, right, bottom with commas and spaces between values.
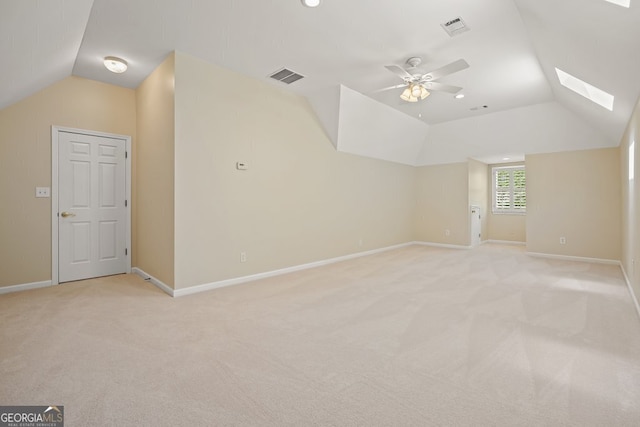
493, 166, 526, 214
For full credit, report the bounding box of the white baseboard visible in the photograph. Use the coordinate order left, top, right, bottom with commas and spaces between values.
0, 280, 53, 295
526, 251, 620, 265
620, 263, 640, 321
132, 268, 174, 297
487, 239, 526, 246
172, 242, 414, 298
413, 241, 472, 250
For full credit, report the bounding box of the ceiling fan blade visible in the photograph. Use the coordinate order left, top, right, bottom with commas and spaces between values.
423, 81, 463, 94
384, 64, 414, 80
373, 83, 408, 93
422, 59, 469, 81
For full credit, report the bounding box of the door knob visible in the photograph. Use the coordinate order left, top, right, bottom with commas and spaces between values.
61, 211, 76, 218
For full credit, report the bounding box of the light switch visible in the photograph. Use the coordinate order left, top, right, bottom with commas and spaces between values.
35, 187, 50, 198
236, 162, 248, 170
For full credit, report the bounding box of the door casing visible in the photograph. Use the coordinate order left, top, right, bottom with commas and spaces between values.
51, 126, 132, 285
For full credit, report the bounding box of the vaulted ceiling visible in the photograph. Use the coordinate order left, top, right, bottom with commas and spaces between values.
2, 0, 639, 165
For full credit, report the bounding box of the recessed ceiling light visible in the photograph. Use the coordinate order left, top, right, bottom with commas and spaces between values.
555, 67, 614, 111
301, 0, 320, 7
502, 157, 511, 161
454, 93, 465, 99
603, 0, 630, 8
418, 113, 422, 118
104, 56, 128, 73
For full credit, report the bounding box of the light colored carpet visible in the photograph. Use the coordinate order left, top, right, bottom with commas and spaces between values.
1, 244, 640, 426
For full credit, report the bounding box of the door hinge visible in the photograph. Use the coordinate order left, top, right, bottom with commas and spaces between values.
125, 151, 128, 159
125, 200, 128, 207
125, 248, 128, 256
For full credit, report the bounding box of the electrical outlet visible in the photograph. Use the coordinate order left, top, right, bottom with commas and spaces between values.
35, 187, 50, 198
358, 238, 363, 247
559, 237, 566, 244
445, 229, 451, 237
240, 252, 247, 263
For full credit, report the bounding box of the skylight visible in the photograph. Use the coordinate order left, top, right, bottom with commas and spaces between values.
555, 68, 614, 111
603, 0, 630, 8
630, 141, 635, 181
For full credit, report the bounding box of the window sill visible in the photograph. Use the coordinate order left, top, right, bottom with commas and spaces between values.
492, 211, 526, 216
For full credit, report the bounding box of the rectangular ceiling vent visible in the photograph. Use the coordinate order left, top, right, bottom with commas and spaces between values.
441, 16, 470, 37
269, 68, 305, 84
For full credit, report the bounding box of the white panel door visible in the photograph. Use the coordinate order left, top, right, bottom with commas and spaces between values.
471, 206, 482, 247
58, 131, 127, 282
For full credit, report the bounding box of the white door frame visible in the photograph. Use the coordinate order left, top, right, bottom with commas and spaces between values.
51, 126, 132, 285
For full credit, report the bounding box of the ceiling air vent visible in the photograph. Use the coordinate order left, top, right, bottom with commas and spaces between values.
269, 68, 305, 84
441, 16, 470, 37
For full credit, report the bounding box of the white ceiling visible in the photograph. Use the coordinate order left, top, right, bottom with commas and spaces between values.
2, 0, 639, 165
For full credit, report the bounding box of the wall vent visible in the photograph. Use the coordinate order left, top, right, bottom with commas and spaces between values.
269, 68, 305, 84
441, 16, 470, 37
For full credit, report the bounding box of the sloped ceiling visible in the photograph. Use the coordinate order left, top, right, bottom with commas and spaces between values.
1, 0, 639, 166
0, 0, 93, 108
514, 0, 640, 150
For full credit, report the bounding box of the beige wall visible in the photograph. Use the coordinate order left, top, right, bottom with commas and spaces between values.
526, 148, 621, 260
486, 162, 526, 243
172, 52, 416, 289
0, 76, 136, 288
489, 214, 526, 242
415, 162, 470, 246
468, 159, 489, 241
620, 95, 640, 299
135, 53, 176, 288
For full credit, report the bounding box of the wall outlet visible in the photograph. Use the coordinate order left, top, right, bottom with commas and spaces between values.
559, 237, 566, 244
445, 229, 451, 237
358, 238, 363, 247
240, 252, 247, 263
35, 187, 50, 198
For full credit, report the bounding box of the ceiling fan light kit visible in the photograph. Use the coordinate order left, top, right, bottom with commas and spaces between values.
400, 83, 431, 102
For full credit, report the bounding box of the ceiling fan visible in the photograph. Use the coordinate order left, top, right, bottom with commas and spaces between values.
380, 57, 470, 102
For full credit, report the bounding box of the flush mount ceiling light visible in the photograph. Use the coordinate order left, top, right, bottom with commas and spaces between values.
104, 56, 128, 73
454, 93, 465, 99
555, 67, 614, 111
301, 0, 320, 7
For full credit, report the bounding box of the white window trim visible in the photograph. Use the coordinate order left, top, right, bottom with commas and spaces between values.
492, 165, 526, 215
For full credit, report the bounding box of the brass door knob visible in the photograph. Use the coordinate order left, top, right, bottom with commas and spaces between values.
61, 212, 76, 218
